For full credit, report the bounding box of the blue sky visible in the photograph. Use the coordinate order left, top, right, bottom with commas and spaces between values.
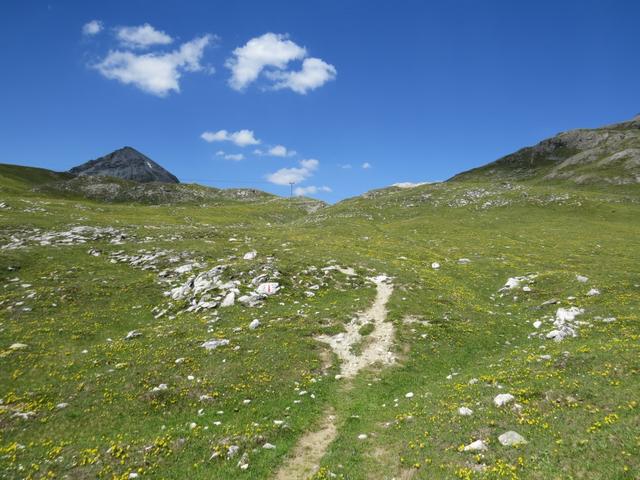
1, 0, 639, 202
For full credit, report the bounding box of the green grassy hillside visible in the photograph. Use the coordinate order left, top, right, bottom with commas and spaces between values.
450, 115, 640, 186
1, 165, 639, 479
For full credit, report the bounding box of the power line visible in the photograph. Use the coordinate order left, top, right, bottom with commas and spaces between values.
179, 177, 277, 186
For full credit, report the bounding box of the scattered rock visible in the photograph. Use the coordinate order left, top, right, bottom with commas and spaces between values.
458, 406, 473, 416
202, 339, 230, 351
221, 292, 235, 307
124, 330, 142, 340
493, 393, 515, 407
249, 319, 261, 330
256, 282, 280, 295
463, 439, 487, 452
498, 431, 528, 447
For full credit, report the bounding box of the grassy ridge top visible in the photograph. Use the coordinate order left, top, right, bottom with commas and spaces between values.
450, 115, 640, 186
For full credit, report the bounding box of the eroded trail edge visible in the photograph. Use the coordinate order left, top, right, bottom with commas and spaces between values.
274, 275, 395, 479
317, 274, 396, 378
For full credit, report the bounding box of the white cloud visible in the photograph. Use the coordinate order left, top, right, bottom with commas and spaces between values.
269, 57, 336, 94
294, 185, 331, 196
82, 20, 103, 36
268, 145, 296, 157
116, 23, 173, 49
339, 163, 352, 169
94, 35, 211, 96
226, 33, 306, 91
224, 153, 244, 161
362, 162, 372, 169
215, 150, 225, 156
266, 158, 319, 185
226, 33, 336, 93
201, 129, 260, 147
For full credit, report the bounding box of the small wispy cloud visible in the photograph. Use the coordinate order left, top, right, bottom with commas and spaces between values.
293, 185, 331, 196
201, 129, 261, 147
362, 162, 372, 169
116, 23, 173, 49
215, 150, 244, 160
339, 163, 352, 169
254, 145, 297, 157
82, 20, 103, 36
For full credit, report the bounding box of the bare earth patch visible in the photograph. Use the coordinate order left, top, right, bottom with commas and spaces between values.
273, 410, 337, 480
274, 275, 396, 479
317, 275, 395, 378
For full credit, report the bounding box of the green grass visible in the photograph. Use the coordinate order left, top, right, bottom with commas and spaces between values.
1, 168, 639, 479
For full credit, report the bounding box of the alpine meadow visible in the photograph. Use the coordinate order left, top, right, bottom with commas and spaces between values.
1, 2, 640, 480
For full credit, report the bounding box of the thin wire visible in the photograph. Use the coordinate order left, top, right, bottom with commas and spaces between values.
179, 178, 278, 186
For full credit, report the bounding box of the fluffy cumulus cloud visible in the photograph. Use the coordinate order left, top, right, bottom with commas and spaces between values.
94, 35, 212, 96
82, 20, 103, 36
293, 185, 331, 196
201, 129, 260, 147
116, 23, 173, 49
226, 33, 306, 90
362, 162, 372, 169
268, 57, 337, 94
226, 32, 336, 93
266, 158, 319, 185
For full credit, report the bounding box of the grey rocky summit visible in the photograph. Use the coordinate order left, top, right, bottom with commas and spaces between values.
69, 147, 179, 184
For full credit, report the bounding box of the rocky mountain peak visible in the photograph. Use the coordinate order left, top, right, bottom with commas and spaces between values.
69, 147, 179, 184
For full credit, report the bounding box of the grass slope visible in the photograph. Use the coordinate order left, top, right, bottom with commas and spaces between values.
1, 169, 639, 479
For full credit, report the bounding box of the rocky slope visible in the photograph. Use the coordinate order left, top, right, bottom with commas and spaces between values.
450, 114, 640, 185
69, 146, 180, 184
